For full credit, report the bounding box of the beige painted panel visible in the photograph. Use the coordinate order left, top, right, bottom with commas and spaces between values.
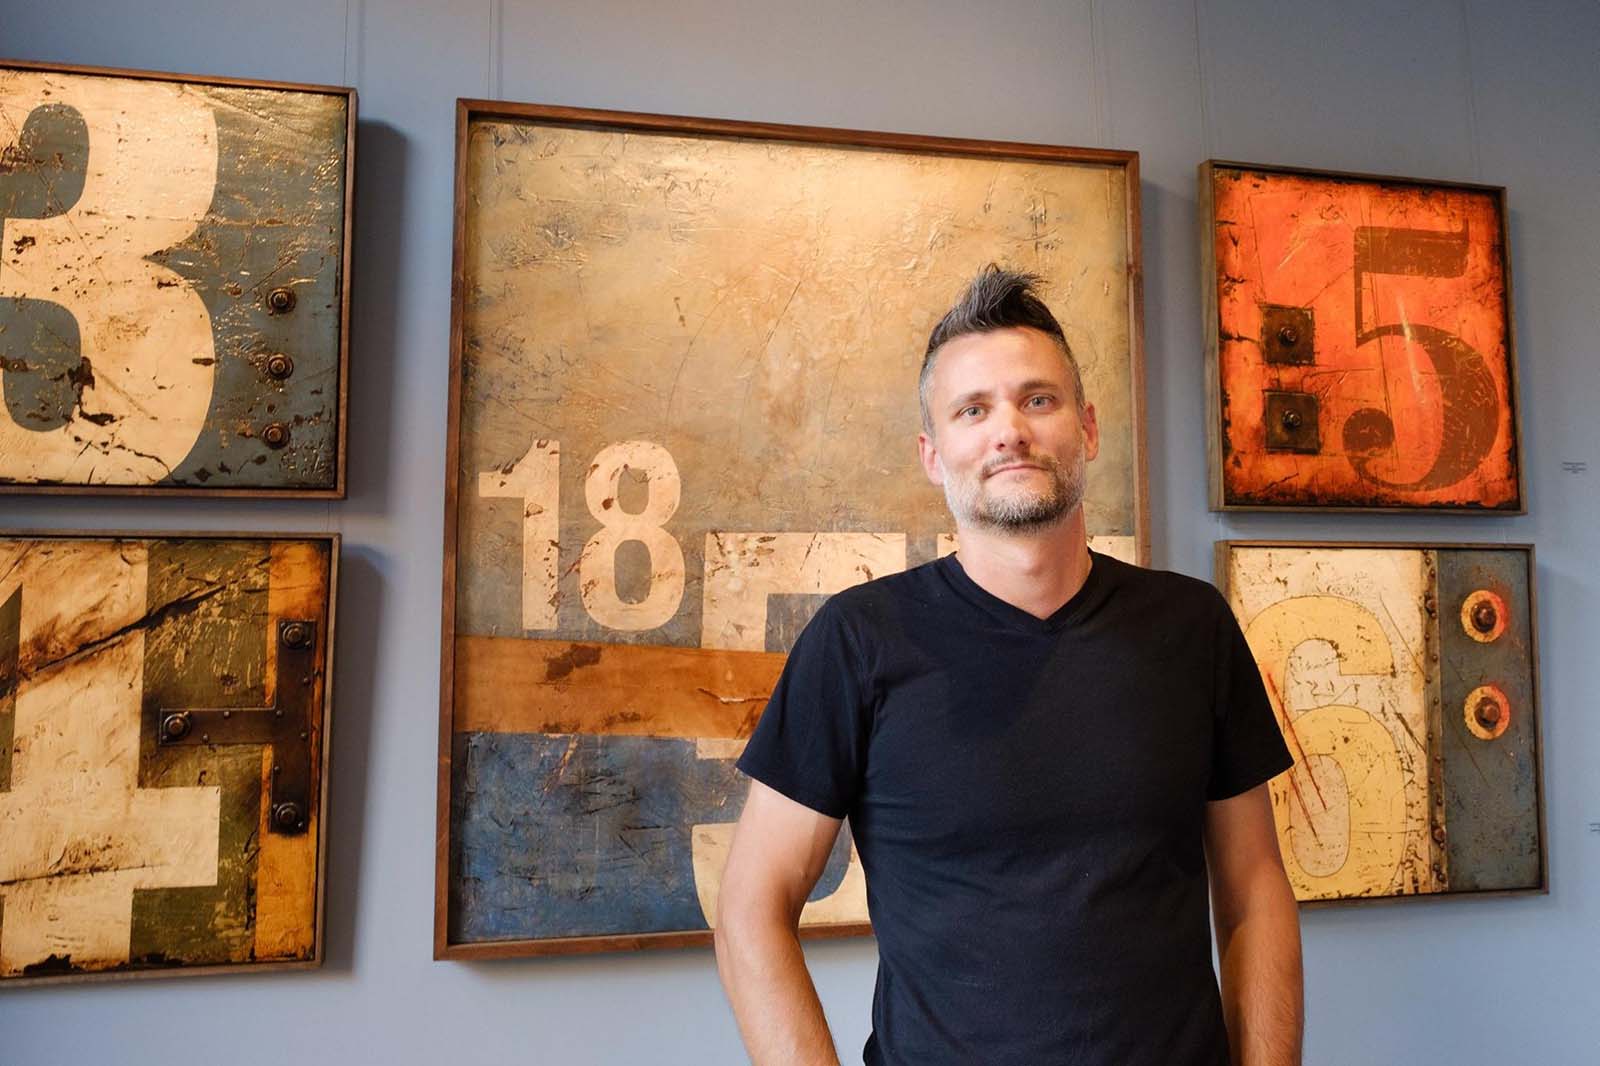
0, 72, 218, 483
1226, 547, 1436, 900
0, 542, 220, 974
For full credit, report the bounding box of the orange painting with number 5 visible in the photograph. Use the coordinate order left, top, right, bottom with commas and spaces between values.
1203, 162, 1521, 511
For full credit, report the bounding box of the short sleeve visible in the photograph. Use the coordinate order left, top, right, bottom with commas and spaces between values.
736, 601, 873, 819
1206, 591, 1294, 800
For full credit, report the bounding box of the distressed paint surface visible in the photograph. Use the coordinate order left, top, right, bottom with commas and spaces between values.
449, 116, 1142, 947
0, 535, 333, 983
1210, 166, 1518, 510
1226, 546, 1440, 901
450, 732, 859, 941
1434, 549, 1541, 891
0, 67, 348, 490
1224, 544, 1544, 903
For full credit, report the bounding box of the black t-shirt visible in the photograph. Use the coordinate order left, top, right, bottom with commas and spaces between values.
736, 550, 1293, 1065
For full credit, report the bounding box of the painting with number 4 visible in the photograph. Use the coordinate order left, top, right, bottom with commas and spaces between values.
0, 61, 353, 496
1201, 161, 1522, 512
0, 533, 337, 986
438, 101, 1148, 956
1217, 542, 1544, 904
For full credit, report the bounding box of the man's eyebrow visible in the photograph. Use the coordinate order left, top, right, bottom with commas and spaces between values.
946, 388, 993, 412
1015, 378, 1062, 394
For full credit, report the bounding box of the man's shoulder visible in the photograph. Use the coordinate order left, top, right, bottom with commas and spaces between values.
1096, 552, 1228, 616
825, 556, 947, 617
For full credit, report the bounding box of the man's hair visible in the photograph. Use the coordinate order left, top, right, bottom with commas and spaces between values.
918, 265, 1086, 433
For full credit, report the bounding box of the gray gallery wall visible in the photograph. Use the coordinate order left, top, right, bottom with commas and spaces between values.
2, 1, 1596, 1062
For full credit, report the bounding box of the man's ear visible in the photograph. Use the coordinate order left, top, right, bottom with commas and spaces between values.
1081, 402, 1100, 462
918, 431, 944, 486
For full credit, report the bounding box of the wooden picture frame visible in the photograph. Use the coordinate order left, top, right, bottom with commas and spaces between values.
1216, 540, 1546, 906
437, 99, 1148, 958
1200, 160, 1523, 513
0, 531, 338, 986
0, 59, 355, 497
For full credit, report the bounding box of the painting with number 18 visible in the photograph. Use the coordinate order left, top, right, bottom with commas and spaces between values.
438, 100, 1148, 957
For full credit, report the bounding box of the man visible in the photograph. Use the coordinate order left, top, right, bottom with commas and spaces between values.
714, 267, 1302, 1065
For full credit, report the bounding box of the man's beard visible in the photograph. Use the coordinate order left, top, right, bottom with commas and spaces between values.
940, 445, 1086, 533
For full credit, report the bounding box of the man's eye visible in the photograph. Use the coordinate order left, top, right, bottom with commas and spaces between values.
1027, 394, 1053, 408
960, 406, 983, 418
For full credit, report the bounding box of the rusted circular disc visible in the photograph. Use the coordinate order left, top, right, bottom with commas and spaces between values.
1460, 589, 1508, 643
1464, 683, 1511, 740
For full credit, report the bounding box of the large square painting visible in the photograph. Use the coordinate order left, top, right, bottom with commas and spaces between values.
438, 101, 1148, 956
1217, 542, 1544, 904
1201, 161, 1521, 512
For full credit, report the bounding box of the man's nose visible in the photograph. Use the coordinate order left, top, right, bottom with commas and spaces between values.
992, 403, 1031, 451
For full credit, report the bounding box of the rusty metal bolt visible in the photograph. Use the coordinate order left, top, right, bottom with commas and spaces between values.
265, 353, 295, 380
280, 620, 313, 650
1475, 697, 1503, 728
1280, 409, 1303, 431
161, 711, 192, 742
1470, 599, 1498, 633
1431, 826, 1447, 845
261, 421, 291, 449
266, 287, 297, 314
271, 802, 304, 830
1278, 325, 1299, 347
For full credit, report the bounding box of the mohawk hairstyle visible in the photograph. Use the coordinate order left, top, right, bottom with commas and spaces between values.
918, 265, 1086, 432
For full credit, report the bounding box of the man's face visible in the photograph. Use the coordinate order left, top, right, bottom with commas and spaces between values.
917, 326, 1099, 533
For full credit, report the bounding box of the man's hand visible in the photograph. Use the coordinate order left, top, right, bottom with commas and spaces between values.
1204, 783, 1304, 1066
714, 780, 846, 1066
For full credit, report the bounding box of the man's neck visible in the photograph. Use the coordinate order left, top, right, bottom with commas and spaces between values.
952, 511, 1093, 621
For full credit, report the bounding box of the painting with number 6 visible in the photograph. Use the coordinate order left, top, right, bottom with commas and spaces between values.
438, 100, 1148, 956
1201, 161, 1522, 512
1217, 542, 1545, 904
0, 61, 353, 496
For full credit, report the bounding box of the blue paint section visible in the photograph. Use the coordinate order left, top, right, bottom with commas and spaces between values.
451, 732, 858, 942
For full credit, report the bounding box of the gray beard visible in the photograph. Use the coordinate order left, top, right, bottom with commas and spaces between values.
941, 449, 1086, 533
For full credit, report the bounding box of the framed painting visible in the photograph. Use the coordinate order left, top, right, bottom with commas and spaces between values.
1217, 541, 1545, 904
0, 532, 338, 985
1200, 161, 1522, 512
0, 60, 354, 496
438, 100, 1148, 957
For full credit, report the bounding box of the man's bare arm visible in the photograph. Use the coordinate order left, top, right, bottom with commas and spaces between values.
714, 780, 845, 1066
1204, 782, 1304, 1066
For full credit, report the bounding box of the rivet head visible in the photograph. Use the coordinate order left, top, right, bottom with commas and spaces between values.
265, 353, 295, 380
160, 712, 192, 741
1431, 826, 1447, 845
262, 422, 290, 449
1470, 600, 1498, 633
280, 620, 312, 650
1475, 697, 1503, 728
271, 802, 304, 830
1280, 409, 1303, 430
1278, 325, 1299, 347
267, 287, 297, 314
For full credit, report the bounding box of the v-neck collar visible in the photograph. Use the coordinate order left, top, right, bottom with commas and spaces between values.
936, 548, 1111, 634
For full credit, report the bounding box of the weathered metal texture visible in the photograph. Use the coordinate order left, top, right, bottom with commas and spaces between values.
0, 65, 351, 494
1435, 548, 1542, 891
451, 733, 859, 942
1220, 542, 1545, 905
0, 534, 335, 985
443, 104, 1147, 953
1205, 163, 1520, 511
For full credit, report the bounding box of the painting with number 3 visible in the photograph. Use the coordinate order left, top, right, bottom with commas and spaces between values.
0, 62, 352, 496
438, 101, 1148, 956
1218, 542, 1544, 904
1201, 161, 1522, 512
